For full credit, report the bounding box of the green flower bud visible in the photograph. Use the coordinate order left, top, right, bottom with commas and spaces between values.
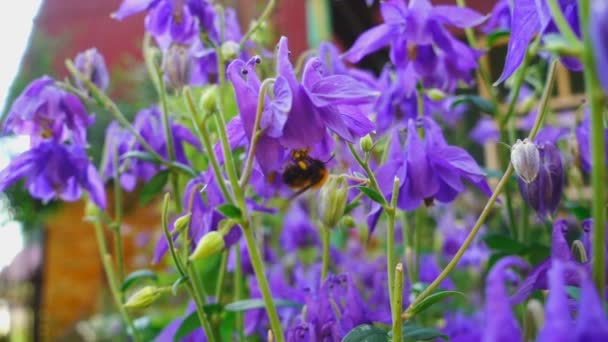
124, 286, 162, 310
511, 138, 540, 184
359, 134, 374, 153
341, 215, 356, 228
189, 231, 225, 261
200, 85, 218, 113
220, 40, 240, 61
171, 213, 192, 236
319, 176, 348, 228
426, 88, 447, 101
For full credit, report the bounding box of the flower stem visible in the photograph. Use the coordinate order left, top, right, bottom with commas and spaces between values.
88, 206, 141, 342
239, 0, 277, 49
214, 250, 229, 301
387, 177, 401, 316
186, 264, 218, 342
234, 248, 244, 340
402, 60, 558, 320
347, 144, 388, 206
241, 222, 285, 341
321, 224, 331, 283
392, 263, 404, 342
183, 87, 234, 203
579, 0, 607, 292
111, 141, 126, 291
239, 78, 276, 187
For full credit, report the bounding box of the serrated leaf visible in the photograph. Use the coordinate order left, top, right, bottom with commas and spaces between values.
451, 95, 496, 115
484, 234, 527, 254
139, 170, 170, 205
171, 276, 188, 295
121, 270, 158, 292
342, 324, 389, 342
224, 298, 302, 312
215, 203, 242, 219
403, 326, 448, 341
121, 151, 162, 163
173, 304, 223, 341
357, 186, 385, 204
409, 291, 464, 316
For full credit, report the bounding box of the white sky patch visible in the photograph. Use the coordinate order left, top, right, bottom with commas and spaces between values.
0, 0, 43, 113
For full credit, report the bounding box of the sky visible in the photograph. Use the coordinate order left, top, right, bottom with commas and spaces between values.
0, 1, 43, 270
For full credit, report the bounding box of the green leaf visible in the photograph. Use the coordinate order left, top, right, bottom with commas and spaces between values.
215, 203, 242, 219
484, 234, 528, 254
121, 270, 158, 292
357, 186, 385, 205
564, 201, 591, 220
486, 29, 510, 48
342, 324, 389, 342
121, 151, 162, 163
409, 291, 464, 316
344, 200, 360, 215
403, 325, 448, 341
451, 95, 496, 115
139, 170, 170, 205
171, 276, 188, 295
173, 304, 223, 341
224, 298, 303, 312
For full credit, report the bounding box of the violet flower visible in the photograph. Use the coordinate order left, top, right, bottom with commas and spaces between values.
73, 48, 110, 92
575, 268, 608, 340
590, 0, 608, 93
102, 106, 199, 192
483, 256, 528, 342
343, 0, 485, 92
497, 0, 580, 83
482, 0, 510, 34
536, 260, 573, 342
4, 76, 93, 147
0, 141, 106, 208
280, 202, 320, 252
376, 118, 492, 212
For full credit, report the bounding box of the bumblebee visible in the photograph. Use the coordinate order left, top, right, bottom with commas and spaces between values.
282, 149, 330, 198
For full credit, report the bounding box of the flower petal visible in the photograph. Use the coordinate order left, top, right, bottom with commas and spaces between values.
343, 24, 398, 63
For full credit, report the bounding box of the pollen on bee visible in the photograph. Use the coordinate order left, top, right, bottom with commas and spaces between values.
297, 161, 308, 170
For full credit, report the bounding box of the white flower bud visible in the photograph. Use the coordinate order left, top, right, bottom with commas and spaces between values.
511, 138, 540, 183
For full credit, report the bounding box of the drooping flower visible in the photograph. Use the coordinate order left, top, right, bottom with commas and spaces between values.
73, 48, 110, 92
0, 141, 106, 208
483, 256, 528, 342
102, 107, 199, 191
343, 0, 485, 92
590, 0, 608, 93
4, 76, 93, 146
497, 0, 580, 83
376, 118, 492, 212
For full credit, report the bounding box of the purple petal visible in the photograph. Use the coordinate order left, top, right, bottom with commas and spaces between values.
111, 0, 156, 20
343, 24, 398, 63
432, 6, 487, 28
307, 74, 378, 107
591, 0, 608, 92
537, 260, 574, 342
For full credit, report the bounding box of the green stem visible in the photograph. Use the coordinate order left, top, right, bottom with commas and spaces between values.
214, 250, 229, 301
347, 144, 388, 206
161, 193, 187, 277
403, 60, 557, 320
186, 264, 218, 342
239, 0, 277, 49
241, 222, 285, 341
579, 0, 607, 292
65, 60, 169, 166
321, 225, 331, 283
234, 248, 244, 340
548, 0, 583, 48
156, 66, 182, 211
239, 78, 276, 187
392, 263, 404, 342
112, 141, 126, 289
89, 207, 141, 342
386, 177, 401, 312
183, 88, 234, 203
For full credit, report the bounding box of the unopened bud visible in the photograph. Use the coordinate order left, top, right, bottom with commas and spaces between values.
359, 134, 373, 153
426, 88, 446, 101
172, 213, 192, 236
319, 176, 348, 228
511, 138, 540, 184
189, 231, 225, 261
124, 286, 163, 309
162, 43, 192, 90
73, 48, 109, 92
220, 41, 240, 61
341, 215, 356, 228
200, 85, 218, 113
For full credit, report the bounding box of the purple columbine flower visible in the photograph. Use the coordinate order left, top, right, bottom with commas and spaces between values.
482, 0, 510, 33
376, 118, 492, 212
483, 256, 528, 342
536, 260, 574, 342
343, 0, 485, 92
0, 141, 106, 208
73, 48, 110, 92
591, 0, 608, 93
575, 267, 608, 340
497, 0, 580, 83
4, 76, 93, 146
576, 110, 608, 173
102, 106, 199, 191
517, 141, 564, 219
280, 202, 320, 252
276, 37, 377, 149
